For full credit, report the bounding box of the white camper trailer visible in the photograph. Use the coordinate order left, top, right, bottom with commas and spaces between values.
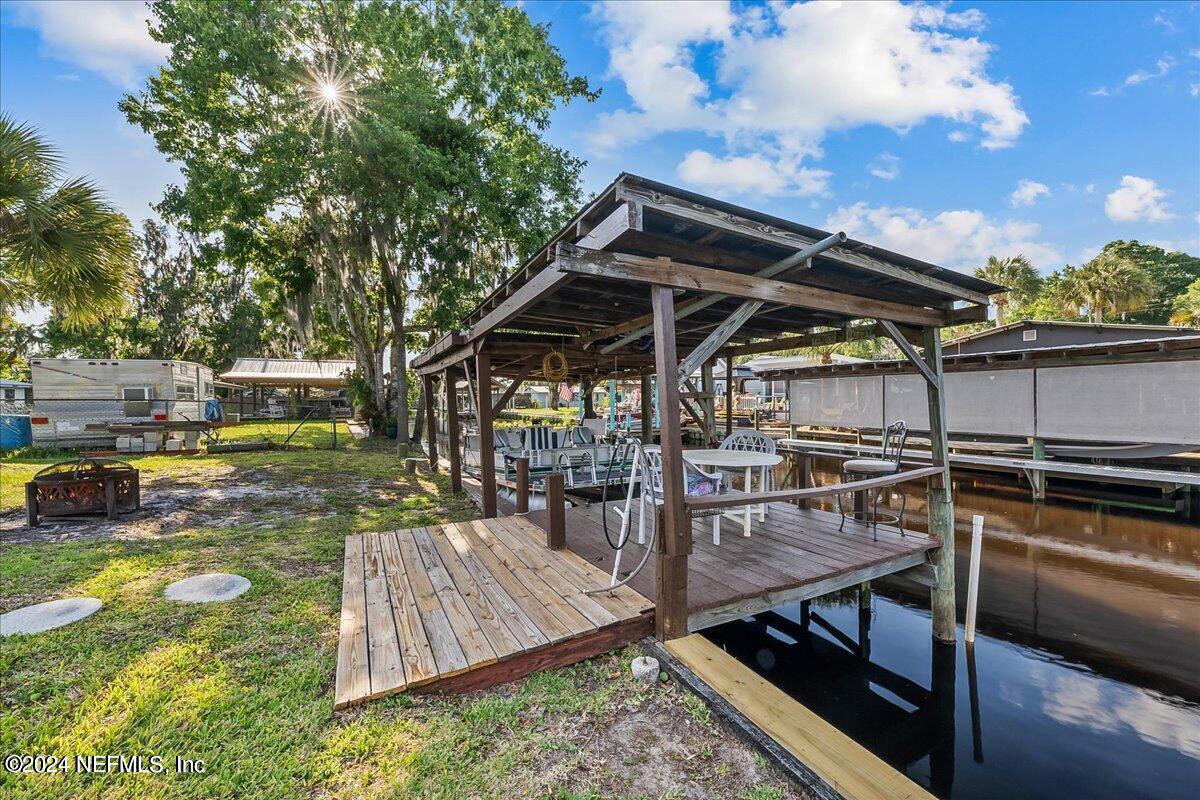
30, 359, 215, 447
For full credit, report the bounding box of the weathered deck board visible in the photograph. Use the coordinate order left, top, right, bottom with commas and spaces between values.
527, 500, 940, 631
334, 517, 653, 709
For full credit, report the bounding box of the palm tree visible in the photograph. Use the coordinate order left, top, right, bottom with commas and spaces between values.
974, 255, 1041, 327
1059, 252, 1156, 323
0, 115, 139, 327
1169, 278, 1200, 326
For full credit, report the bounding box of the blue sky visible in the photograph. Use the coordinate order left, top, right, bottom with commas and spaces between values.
4, 0, 1198, 285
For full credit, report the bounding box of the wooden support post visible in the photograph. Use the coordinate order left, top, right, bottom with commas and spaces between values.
546, 471, 565, 549
1030, 437, 1046, 502
444, 367, 462, 493
795, 452, 811, 509
701, 360, 715, 443
724, 357, 734, 438
923, 327, 957, 644
640, 375, 653, 443
422, 374, 439, 472
651, 285, 689, 640
476, 351, 497, 519
515, 456, 530, 514
858, 581, 872, 660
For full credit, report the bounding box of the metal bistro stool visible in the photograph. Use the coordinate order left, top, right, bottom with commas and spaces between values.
838, 421, 908, 539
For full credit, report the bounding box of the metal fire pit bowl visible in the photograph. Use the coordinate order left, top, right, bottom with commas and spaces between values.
25, 458, 141, 527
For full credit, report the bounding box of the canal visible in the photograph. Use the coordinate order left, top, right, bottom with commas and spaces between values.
704, 459, 1200, 799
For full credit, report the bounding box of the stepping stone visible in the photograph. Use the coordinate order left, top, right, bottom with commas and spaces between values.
1, 598, 103, 636
164, 573, 251, 603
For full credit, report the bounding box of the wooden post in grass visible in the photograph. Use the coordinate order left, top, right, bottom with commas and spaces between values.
423, 373, 438, 472
444, 366, 462, 493
651, 284, 690, 640
923, 326, 957, 644
515, 456, 530, 514
546, 471, 565, 549
476, 350, 497, 519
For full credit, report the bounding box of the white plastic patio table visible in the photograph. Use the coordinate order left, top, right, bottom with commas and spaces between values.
683, 449, 783, 537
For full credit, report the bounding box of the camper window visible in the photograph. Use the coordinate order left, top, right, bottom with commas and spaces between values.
176, 384, 197, 401
122, 386, 152, 401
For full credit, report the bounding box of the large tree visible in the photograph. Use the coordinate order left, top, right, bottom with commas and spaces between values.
973, 254, 1041, 327
124, 0, 593, 449
1095, 240, 1200, 325
1058, 252, 1156, 323
0, 115, 139, 327
1169, 278, 1200, 327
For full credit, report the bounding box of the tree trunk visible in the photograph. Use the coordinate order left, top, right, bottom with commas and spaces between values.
994, 297, 1007, 327
581, 376, 595, 418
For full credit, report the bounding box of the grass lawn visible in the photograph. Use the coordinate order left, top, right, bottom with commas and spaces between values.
1, 423, 798, 799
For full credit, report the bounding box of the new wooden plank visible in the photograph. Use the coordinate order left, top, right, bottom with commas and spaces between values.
378, 532, 440, 688
459, 520, 595, 640
481, 517, 623, 628
411, 527, 501, 666
394, 531, 470, 678
362, 533, 408, 697
666, 635, 935, 800
437, 523, 549, 650
334, 534, 370, 709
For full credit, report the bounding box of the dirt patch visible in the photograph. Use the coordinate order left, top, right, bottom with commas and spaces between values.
2, 464, 384, 546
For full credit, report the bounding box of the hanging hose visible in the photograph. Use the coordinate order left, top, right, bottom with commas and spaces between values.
584, 434, 659, 595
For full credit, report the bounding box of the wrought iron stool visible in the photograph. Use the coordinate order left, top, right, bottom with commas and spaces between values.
838, 421, 908, 539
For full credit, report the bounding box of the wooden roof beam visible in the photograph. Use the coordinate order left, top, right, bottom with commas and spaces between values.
554, 244, 952, 328
616, 181, 992, 306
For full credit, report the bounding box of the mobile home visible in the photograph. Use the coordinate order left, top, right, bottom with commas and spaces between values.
30, 358, 215, 447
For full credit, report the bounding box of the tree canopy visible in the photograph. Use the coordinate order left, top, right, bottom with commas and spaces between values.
122, 0, 594, 436
0, 115, 139, 328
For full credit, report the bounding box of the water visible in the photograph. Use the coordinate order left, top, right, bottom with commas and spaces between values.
705, 461, 1200, 799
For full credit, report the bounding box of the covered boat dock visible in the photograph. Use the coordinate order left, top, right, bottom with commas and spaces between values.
340, 173, 997, 707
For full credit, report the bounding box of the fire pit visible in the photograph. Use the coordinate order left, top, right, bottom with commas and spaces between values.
25, 458, 140, 527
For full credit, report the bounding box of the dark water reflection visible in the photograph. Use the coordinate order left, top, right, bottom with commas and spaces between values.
707, 459, 1200, 798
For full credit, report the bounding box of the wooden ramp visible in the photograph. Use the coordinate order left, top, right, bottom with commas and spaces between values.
667, 635, 935, 800
334, 515, 653, 708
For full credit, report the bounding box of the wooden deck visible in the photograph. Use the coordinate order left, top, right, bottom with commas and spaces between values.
333, 516, 653, 708
528, 500, 939, 633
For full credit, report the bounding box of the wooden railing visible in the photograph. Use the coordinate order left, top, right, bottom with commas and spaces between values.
683, 466, 946, 512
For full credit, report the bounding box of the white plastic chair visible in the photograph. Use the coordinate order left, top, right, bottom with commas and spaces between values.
719, 430, 776, 528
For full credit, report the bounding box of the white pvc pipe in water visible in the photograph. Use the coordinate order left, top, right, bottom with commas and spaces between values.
966, 514, 985, 643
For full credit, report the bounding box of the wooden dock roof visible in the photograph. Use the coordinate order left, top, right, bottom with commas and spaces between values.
413, 173, 998, 380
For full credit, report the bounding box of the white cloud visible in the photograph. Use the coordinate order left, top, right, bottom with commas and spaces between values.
1010, 179, 1051, 207
947, 130, 971, 142
1191, 83, 1200, 98
1152, 9, 1177, 33
1091, 55, 1176, 96
591, 1, 1028, 197
9, 1, 168, 87
1104, 176, 1174, 223
1124, 56, 1174, 86
867, 153, 901, 180
824, 202, 1062, 270
677, 150, 830, 197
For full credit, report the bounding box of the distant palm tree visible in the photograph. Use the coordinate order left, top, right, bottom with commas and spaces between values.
1059, 252, 1156, 324
1169, 278, 1200, 326
0, 115, 138, 327
973, 255, 1041, 327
